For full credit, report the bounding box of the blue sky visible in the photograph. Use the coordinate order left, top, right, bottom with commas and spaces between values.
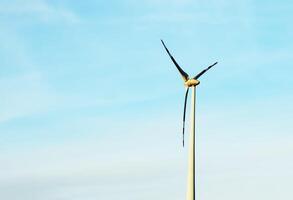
0, 0, 292, 199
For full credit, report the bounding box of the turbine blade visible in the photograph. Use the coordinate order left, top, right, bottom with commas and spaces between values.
194, 62, 218, 80
161, 40, 189, 82
182, 87, 189, 147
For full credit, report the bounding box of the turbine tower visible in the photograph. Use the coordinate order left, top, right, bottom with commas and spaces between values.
161, 40, 217, 200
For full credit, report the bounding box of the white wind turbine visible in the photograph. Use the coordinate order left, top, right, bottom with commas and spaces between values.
161, 40, 217, 200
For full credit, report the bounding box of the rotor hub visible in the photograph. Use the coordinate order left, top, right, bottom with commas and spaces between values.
185, 79, 200, 87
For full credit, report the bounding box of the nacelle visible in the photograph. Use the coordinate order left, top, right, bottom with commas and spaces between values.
185, 79, 200, 87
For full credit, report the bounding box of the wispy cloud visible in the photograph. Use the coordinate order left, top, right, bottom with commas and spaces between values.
0, 72, 58, 122
142, 0, 192, 6
0, 0, 80, 23
103, 0, 255, 29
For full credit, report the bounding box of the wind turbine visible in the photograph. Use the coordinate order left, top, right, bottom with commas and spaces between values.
161, 40, 217, 200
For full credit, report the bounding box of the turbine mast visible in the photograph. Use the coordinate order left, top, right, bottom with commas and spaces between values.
161, 39, 218, 200
187, 86, 196, 200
